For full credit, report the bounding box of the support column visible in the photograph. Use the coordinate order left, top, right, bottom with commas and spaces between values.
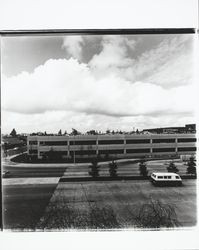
150, 138, 153, 157
124, 139, 126, 155
67, 139, 70, 157
27, 139, 30, 154
37, 140, 40, 159
96, 137, 99, 156
175, 137, 178, 154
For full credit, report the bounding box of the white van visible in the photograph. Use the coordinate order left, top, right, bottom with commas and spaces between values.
151, 172, 182, 186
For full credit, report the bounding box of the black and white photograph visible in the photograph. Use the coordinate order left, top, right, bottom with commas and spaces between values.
1, 30, 197, 231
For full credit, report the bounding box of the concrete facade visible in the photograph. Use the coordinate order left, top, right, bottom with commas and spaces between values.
27, 134, 197, 160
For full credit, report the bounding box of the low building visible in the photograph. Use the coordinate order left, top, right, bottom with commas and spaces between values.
142, 124, 196, 134
27, 133, 197, 160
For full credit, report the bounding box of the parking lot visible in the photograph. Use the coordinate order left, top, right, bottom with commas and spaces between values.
2, 158, 197, 230
36, 179, 196, 230
3, 179, 197, 230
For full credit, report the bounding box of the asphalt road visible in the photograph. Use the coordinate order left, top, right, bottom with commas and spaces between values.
3, 166, 67, 178
3, 159, 189, 178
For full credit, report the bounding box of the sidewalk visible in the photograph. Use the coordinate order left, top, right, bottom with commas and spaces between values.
2, 156, 140, 168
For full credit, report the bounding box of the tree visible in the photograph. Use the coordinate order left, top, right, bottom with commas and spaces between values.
10, 128, 17, 137
70, 128, 81, 136
186, 156, 196, 176
89, 158, 100, 178
139, 160, 148, 177
134, 198, 180, 228
106, 129, 110, 134
45, 148, 60, 162
167, 161, 179, 173
109, 160, 118, 178
58, 129, 62, 135
87, 130, 98, 135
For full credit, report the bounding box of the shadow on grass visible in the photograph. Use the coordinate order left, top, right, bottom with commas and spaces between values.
37, 198, 182, 230
132, 198, 181, 229
37, 203, 120, 230
89, 204, 120, 229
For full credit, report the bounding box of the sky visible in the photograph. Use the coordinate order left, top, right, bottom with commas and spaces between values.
1, 33, 196, 134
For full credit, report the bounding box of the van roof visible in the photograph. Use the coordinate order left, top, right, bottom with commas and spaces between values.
152, 172, 180, 177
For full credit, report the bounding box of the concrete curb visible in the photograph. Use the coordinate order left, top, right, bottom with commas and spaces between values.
59, 174, 196, 182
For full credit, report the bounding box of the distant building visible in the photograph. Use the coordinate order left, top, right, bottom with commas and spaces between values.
27, 133, 197, 160
185, 124, 196, 133
142, 124, 196, 134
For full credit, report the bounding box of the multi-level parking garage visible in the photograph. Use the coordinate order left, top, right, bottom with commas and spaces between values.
27, 134, 197, 160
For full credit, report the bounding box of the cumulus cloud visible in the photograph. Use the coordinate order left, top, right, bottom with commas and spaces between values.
62, 35, 84, 60
2, 58, 194, 118
89, 35, 136, 77
2, 109, 195, 134
2, 34, 195, 133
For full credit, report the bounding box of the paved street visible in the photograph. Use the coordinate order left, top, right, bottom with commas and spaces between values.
3, 166, 67, 178
3, 158, 189, 178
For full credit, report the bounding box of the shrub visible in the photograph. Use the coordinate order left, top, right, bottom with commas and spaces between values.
109, 160, 118, 178
139, 160, 148, 177
133, 198, 180, 228
186, 156, 196, 176
167, 161, 179, 173
89, 158, 100, 178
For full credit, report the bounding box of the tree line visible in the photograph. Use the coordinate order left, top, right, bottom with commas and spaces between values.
88, 156, 196, 178
8, 128, 141, 137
